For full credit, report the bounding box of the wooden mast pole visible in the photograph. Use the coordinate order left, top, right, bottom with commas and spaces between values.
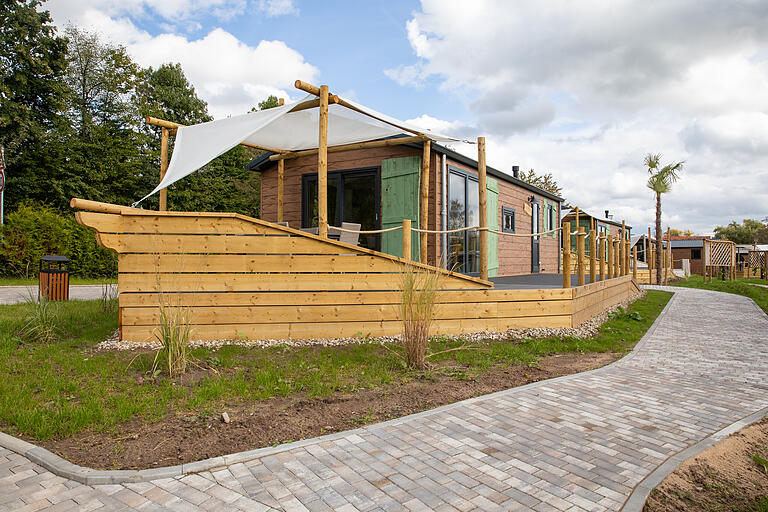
598, 232, 606, 281
577, 227, 586, 286
420, 140, 431, 264
620, 220, 626, 275
478, 137, 488, 280
277, 159, 285, 223
317, 85, 329, 238
159, 127, 169, 211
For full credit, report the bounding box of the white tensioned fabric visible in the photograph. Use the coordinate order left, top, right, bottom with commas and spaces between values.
137, 94, 458, 205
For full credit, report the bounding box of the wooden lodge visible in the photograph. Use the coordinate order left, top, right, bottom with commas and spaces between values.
248, 144, 564, 278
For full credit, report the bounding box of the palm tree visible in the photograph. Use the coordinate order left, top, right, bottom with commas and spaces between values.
645, 154, 684, 285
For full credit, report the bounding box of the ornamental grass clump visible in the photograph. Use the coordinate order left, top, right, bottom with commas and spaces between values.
152, 300, 192, 378
17, 294, 58, 343
399, 265, 440, 370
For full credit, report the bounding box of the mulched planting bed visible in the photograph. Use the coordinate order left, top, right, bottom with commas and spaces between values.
38, 351, 615, 470
644, 416, 768, 512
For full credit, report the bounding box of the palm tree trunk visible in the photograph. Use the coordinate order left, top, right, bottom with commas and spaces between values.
655, 192, 662, 285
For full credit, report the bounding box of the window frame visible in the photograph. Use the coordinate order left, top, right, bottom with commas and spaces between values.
502, 206, 516, 234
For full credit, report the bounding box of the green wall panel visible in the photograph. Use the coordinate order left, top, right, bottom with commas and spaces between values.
381, 156, 420, 260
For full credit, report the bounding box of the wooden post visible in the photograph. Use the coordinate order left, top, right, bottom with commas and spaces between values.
159, 127, 169, 211
599, 233, 606, 281
402, 219, 412, 261
420, 140, 431, 265
613, 236, 620, 278
607, 234, 614, 279
620, 221, 626, 275
317, 85, 329, 238
577, 227, 586, 286
632, 246, 637, 281
277, 159, 285, 223
477, 137, 488, 280
562, 222, 571, 288
575, 207, 580, 230
589, 229, 596, 284
278, 98, 285, 106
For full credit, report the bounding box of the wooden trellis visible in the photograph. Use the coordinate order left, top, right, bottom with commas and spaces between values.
704, 239, 736, 282
747, 249, 768, 279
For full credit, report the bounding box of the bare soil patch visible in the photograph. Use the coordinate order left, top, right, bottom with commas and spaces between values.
644, 416, 768, 511
39, 352, 614, 470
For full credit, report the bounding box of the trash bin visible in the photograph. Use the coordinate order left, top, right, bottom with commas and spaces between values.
39, 255, 70, 301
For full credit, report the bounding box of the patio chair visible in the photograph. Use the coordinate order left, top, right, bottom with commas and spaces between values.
300, 227, 319, 235
330, 222, 361, 246
275, 221, 289, 227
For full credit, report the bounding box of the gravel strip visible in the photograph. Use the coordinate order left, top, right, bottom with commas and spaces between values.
97, 290, 645, 351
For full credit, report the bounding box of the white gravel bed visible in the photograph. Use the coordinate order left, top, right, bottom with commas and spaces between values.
97, 290, 646, 351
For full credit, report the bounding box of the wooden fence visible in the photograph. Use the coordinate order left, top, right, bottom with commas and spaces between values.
73, 200, 640, 342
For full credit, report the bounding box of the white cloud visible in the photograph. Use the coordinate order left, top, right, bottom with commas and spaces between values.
388, 1, 768, 234
46, 0, 316, 118
257, 0, 298, 18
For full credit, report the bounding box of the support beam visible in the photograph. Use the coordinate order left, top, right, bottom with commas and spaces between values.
402, 219, 412, 261
614, 236, 620, 278
277, 159, 285, 223
478, 137, 488, 280
317, 85, 329, 239
269, 136, 427, 162
577, 227, 586, 286
607, 234, 614, 279
562, 222, 571, 289
420, 140, 431, 265
633, 246, 638, 281
589, 228, 596, 284
159, 127, 169, 211
599, 232, 606, 281
620, 220, 626, 275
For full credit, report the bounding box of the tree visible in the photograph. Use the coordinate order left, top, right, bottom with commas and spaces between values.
714, 219, 768, 244
645, 153, 683, 285
64, 25, 141, 136
669, 228, 693, 237
136, 62, 211, 126
517, 169, 563, 197
252, 95, 281, 112
0, 0, 68, 211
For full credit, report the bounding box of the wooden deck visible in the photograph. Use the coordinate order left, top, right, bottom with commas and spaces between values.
74, 201, 639, 342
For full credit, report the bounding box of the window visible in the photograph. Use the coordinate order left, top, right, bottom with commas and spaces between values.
691, 248, 702, 260
502, 206, 515, 233
548, 204, 556, 232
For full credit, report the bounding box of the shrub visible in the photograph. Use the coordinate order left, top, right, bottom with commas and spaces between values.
17, 295, 59, 343
0, 203, 117, 278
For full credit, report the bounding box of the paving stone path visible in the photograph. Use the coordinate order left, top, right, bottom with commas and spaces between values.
0, 285, 116, 305
1, 286, 767, 511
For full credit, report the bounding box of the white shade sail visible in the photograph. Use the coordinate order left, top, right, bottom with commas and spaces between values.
137, 94, 460, 205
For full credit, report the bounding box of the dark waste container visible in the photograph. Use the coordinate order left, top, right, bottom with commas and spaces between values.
39, 255, 70, 301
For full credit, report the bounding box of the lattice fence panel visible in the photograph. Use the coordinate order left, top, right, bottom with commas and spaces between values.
705, 240, 735, 267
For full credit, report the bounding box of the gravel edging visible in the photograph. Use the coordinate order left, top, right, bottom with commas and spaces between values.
0, 289, 657, 485
97, 290, 646, 350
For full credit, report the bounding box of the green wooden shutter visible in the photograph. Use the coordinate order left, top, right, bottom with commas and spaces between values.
543, 201, 549, 236
381, 156, 420, 259
487, 177, 499, 278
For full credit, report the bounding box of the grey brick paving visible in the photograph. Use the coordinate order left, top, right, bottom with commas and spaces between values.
1, 286, 767, 511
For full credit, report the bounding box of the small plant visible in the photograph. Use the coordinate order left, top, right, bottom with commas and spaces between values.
100, 281, 118, 313
17, 293, 58, 343
752, 453, 768, 474
398, 264, 440, 370
608, 307, 643, 322
152, 299, 192, 378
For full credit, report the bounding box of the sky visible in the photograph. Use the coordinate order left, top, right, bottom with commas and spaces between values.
46, 0, 768, 235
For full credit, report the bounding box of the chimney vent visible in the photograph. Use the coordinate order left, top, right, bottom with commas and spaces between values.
512, 165, 519, 179
605, 210, 613, 220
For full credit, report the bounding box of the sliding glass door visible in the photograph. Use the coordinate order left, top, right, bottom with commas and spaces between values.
302, 168, 380, 250
447, 169, 479, 275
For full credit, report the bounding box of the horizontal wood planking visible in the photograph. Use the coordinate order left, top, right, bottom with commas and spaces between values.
118, 254, 403, 274
119, 287, 573, 307
121, 315, 575, 342
122, 299, 573, 326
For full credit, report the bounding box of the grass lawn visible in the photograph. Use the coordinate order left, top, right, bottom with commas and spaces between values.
673, 275, 768, 314
0, 276, 117, 286
0, 290, 672, 446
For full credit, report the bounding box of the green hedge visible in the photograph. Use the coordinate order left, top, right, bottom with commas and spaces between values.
0, 204, 117, 278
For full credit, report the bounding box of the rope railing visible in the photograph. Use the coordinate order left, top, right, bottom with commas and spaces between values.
328, 225, 402, 234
